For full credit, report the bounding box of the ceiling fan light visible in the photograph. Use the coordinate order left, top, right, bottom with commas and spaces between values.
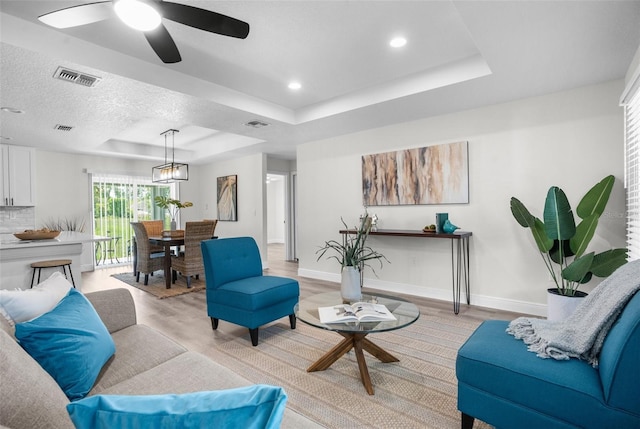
114, 0, 161, 32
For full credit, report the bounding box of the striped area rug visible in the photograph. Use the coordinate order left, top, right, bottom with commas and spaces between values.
211, 307, 494, 429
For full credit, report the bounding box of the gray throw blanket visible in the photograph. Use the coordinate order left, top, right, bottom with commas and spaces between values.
507, 259, 640, 367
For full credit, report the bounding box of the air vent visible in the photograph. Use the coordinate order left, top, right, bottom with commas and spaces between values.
54, 124, 74, 132
244, 120, 270, 128
53, 67, 101, 88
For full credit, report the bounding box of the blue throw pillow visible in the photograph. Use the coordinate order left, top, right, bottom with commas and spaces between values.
67, 385, 288, 429
15, 288, 115, 401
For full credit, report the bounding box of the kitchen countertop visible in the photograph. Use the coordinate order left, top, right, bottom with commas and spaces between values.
0, 231, 110, 250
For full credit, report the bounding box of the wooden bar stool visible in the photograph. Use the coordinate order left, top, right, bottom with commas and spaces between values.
30, 259, 75, 288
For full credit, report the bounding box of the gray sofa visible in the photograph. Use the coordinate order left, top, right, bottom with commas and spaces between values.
0, 288, 321, 429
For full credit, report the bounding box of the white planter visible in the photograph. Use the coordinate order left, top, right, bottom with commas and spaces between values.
341, 266, 362, 302
547, 288, 588, 321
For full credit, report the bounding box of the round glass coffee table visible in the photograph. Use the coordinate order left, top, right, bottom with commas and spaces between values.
295, 291, 420, 395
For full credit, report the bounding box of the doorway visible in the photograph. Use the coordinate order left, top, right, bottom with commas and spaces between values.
266, 172, 297, 264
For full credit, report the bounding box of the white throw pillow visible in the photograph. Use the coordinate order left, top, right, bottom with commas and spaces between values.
0, 272, 73, 326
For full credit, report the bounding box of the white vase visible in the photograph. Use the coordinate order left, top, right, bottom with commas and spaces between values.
546, 288, 588, 321
170, 219, 177, 231
341, 266, 362, 302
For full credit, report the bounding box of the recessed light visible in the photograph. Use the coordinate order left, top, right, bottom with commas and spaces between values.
389, 37, 407, 48
288, 81, 302, 90
1, 107, 25, 114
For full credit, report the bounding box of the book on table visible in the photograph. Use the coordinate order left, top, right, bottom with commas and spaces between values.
318, 302, 397, 323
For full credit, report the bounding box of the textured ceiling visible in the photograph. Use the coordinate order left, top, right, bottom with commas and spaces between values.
1, 1, 640, 164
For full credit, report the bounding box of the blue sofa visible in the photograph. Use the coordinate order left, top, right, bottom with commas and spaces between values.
456, 291, 640, 429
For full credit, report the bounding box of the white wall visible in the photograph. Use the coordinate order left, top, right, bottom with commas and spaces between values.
182, 152, 268, 262
34, 152, 160, 231
624, 44, 640, 97
297, 80, 627, 316
32, 150, 269, 264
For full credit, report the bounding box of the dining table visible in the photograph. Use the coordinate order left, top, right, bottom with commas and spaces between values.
147, 236, 185, 289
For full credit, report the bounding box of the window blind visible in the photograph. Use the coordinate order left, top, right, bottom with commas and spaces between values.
625, 89, 640, 261
89, 173, 177, 266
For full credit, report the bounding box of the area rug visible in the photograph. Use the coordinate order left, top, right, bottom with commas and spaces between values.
111, 272, 206, 299
210, 310, 492, 429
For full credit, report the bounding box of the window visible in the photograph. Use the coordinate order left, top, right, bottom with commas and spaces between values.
624, 86, 640, 261
91, 173, 176, 265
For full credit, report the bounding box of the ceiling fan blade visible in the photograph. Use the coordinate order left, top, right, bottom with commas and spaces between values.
158, 2, 250, 39
144, 23, 182, 64
38, 1, 113, 29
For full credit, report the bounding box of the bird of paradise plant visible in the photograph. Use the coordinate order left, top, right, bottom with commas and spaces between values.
510, 175, 627, 296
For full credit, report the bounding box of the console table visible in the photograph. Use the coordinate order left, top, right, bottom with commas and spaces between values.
339, 229, 471, 314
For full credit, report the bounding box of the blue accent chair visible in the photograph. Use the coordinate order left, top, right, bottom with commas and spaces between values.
201, 237, 299, 346
456, 291, 640, 429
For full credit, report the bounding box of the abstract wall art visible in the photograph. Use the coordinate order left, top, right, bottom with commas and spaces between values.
217, 174, 237, 221
362, 141, 469, 206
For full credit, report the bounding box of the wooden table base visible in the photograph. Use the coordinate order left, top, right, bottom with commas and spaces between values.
307, 332, 399, 395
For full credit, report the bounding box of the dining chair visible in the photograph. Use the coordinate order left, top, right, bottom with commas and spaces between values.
130, 220, 166, 277
171, 220, 216, 288
141, 220, 165, 249
130, 222, 164, 285
204, 219, 219, 237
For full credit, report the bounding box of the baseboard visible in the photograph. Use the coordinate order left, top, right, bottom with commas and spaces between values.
297, 268, 546, 317
80, 263, 94, 273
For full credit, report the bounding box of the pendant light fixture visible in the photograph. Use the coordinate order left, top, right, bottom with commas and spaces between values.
152, 129, 189, 183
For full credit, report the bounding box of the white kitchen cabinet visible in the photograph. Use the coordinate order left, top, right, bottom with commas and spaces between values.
1, 144, 35, 206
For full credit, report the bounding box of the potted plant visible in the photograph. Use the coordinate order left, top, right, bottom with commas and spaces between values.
154, 196, 193, 230
510, 175, 627, 320
316, 214, 388, 302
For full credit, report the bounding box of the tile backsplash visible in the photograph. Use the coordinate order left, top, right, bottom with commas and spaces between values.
0, 206, 36, 234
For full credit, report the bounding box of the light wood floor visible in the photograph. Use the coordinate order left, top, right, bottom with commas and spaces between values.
81, 243, 524, 355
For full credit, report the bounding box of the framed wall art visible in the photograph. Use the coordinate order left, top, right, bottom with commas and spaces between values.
362, 141, 469, 206
217, 174, 237, 221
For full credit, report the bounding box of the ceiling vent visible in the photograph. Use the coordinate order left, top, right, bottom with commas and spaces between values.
54, 124, 74, 132
244, 120, 270, 128
53, 67, 101, 88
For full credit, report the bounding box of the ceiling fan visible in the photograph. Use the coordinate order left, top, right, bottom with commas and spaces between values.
37, 0, 250, 64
